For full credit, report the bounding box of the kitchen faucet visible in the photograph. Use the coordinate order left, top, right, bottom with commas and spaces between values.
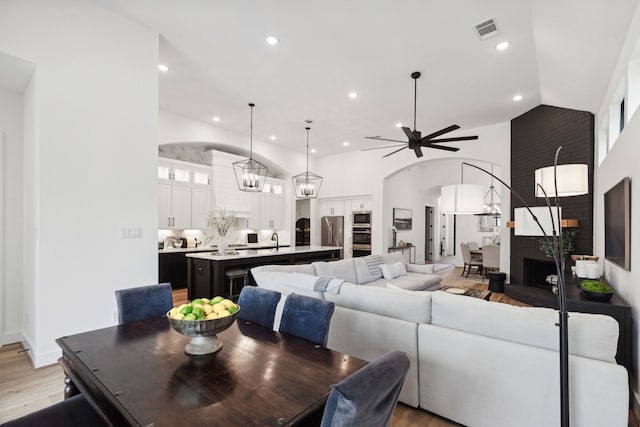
271, 232, 279, 250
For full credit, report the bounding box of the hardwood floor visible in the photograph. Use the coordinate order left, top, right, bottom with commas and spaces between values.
1, 265, 637, 426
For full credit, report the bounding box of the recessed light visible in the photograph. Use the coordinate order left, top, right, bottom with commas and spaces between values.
158, 64, 169, 72
513, 94, 523, 102
348, 92, 358, 99
343, 141, 349, 147
496, 41, 510, 51
395, 122, 403, 128
212, 116, 221, 122
270, 135, 276, 140
311, 148, 317, 154
266, 36, 279, 45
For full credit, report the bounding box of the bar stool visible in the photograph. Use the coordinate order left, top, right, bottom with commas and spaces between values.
225, 268, 249, 300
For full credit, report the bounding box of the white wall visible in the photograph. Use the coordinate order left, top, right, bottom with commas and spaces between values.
0, 88, 23, 344
0, 0, 159, 367
319, 122, 511, 274
594, 2, 640, 407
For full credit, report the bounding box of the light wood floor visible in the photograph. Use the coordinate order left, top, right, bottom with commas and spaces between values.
1, 265, 637, 426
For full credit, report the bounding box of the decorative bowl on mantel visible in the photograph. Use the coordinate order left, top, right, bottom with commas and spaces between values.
167, 309, 240, 355
580, 280, 613, 302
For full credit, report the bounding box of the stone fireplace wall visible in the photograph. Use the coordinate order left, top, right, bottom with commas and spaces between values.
510, 105, 594, 285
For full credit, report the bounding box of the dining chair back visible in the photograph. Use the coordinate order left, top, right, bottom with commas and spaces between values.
1, 394, 107, 427
279, 293, 335, 347
482, 244, 500, 277
320, 350, 410, 427
460, 243, 483, 278
467, 241, 480, 252
115, 283, 173, 324
236, 286, 282, 328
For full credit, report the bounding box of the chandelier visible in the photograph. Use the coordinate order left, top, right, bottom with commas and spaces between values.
233, 103, 268, 192
292, 127, 323, 199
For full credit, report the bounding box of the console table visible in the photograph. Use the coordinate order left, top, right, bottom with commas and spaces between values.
505, 279, 631, 373
388, 244, 415, 263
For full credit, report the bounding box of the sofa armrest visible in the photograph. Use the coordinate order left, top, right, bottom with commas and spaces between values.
406, 264, 434, 274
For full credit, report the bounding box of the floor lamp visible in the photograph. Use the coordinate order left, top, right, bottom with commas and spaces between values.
462, 147, 588, 427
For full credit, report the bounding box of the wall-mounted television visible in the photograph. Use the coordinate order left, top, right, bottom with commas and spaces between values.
604, 176, 631, 270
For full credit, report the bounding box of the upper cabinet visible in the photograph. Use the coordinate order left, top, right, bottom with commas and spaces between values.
320, 200, 345, 217
158, 158, 212, 230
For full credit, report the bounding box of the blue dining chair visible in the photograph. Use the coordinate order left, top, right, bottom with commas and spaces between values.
236, 286, 282, 328
115, 282, 173, 324
320, 350, 410, 427
1, 394, 108, 427
279, 293, 335, 347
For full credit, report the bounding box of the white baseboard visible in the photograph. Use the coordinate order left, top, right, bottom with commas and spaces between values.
1, 331, 22, 345
21, 334, 61, 368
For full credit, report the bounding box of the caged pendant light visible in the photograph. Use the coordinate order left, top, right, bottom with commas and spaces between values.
233, 103, 268, 192
292, 127, 323, 199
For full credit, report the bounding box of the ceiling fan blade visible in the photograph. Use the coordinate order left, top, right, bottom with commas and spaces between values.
402, 127, 419, 141
364, 136, 408, 144
360, 144, 406, 152
383, 146, 408, 158
421, 124, 461, 141
422, 144, 460, 152
429, 135, 479, 143
412, 146, 424, 158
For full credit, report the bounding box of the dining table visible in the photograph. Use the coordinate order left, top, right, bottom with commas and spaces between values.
56, 316, 367, 427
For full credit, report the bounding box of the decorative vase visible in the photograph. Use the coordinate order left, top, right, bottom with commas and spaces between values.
217, 236, 228, 255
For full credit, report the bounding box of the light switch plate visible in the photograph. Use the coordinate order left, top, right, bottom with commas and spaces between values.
120, 227, 143, 239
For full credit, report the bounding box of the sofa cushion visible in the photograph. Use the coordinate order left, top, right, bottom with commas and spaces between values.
312, 259, 358, 284
430, 291, 619, 363
381, 252, 406, 265
381, 262, 407, 279
406, 264, 435, 274
251, 263, 316, 275
386, 272, 441, 291
352, 256, 383, 284
250, 269, 325, 300
324, 282, 432, 324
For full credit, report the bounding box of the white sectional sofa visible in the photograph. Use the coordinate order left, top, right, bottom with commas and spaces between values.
250, 255, 629, 427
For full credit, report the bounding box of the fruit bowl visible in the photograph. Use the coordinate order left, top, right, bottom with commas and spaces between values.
167, 308, 240, 355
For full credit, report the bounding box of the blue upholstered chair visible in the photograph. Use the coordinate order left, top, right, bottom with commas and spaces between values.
279, 293, 335, 347
115, 282, 173, 324
1, 394, 107, 427
320, 350, 410, 427
236, 286, 282, 328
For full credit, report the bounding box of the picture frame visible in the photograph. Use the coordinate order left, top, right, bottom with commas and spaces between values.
393, 208, 412, 230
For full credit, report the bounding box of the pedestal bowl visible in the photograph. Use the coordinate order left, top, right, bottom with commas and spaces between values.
167, 308, 240, 356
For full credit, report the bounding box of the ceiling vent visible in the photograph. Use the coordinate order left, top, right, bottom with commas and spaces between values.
474, 17, 499, 40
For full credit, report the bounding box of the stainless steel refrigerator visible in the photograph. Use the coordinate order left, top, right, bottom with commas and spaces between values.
321, 216, 344, 258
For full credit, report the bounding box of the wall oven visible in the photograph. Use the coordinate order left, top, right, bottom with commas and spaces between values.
352, 227, 371, 245
352, 244, 371, 257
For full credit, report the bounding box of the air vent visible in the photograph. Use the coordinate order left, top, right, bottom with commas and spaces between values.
474, 17, 499, 40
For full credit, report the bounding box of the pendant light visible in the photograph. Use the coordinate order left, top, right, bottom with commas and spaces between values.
292, 127, 323, 199
478, 164, 501, 217
233, 103, 268, 192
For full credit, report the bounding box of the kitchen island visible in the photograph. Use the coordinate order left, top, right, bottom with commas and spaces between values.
185, 246, 341, 300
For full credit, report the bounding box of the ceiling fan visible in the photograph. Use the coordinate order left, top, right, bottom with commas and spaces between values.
362, 71, 478, 158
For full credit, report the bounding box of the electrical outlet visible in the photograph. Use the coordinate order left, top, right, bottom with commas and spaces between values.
120, 227, 143, 239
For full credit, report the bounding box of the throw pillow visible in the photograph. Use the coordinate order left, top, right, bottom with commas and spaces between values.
363, 255, 383, 276
381, 262, 407, 279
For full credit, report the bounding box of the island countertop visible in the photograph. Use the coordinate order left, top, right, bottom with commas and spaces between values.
185, 246, 341, 300
185, 245, 338, 261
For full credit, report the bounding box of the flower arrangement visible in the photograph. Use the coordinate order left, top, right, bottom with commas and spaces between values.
208, 209, 238, 237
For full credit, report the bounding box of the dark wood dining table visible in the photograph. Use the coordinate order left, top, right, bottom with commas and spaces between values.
56, 316, 367, 427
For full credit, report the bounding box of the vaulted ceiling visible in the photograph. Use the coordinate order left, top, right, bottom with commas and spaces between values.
95, 1, 638, 157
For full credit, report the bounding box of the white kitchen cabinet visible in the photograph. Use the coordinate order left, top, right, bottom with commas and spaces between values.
320, 199, 345, 217
158, 158, 213, 230
159, 182, 192, 229
191, 187, 211, 229
351, 198, 372, 212
256, 193, 284, 229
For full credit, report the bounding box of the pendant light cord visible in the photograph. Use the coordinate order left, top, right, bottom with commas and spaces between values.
305, 127, 310, 174
249, 103, 255, 160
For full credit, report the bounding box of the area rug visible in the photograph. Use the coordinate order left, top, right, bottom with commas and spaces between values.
432, 263, 454, 272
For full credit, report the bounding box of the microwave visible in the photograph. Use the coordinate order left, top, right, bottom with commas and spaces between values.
352, 211, 371, 226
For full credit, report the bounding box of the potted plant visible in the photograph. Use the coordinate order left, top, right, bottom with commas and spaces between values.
537, 229, 578, 271
207, 209, 238, 254
580, 279, 613, 301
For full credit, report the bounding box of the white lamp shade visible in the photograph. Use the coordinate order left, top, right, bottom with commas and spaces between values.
514, 206, 562, 236
441, 184, 485, 214
534, 164, 588, 198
